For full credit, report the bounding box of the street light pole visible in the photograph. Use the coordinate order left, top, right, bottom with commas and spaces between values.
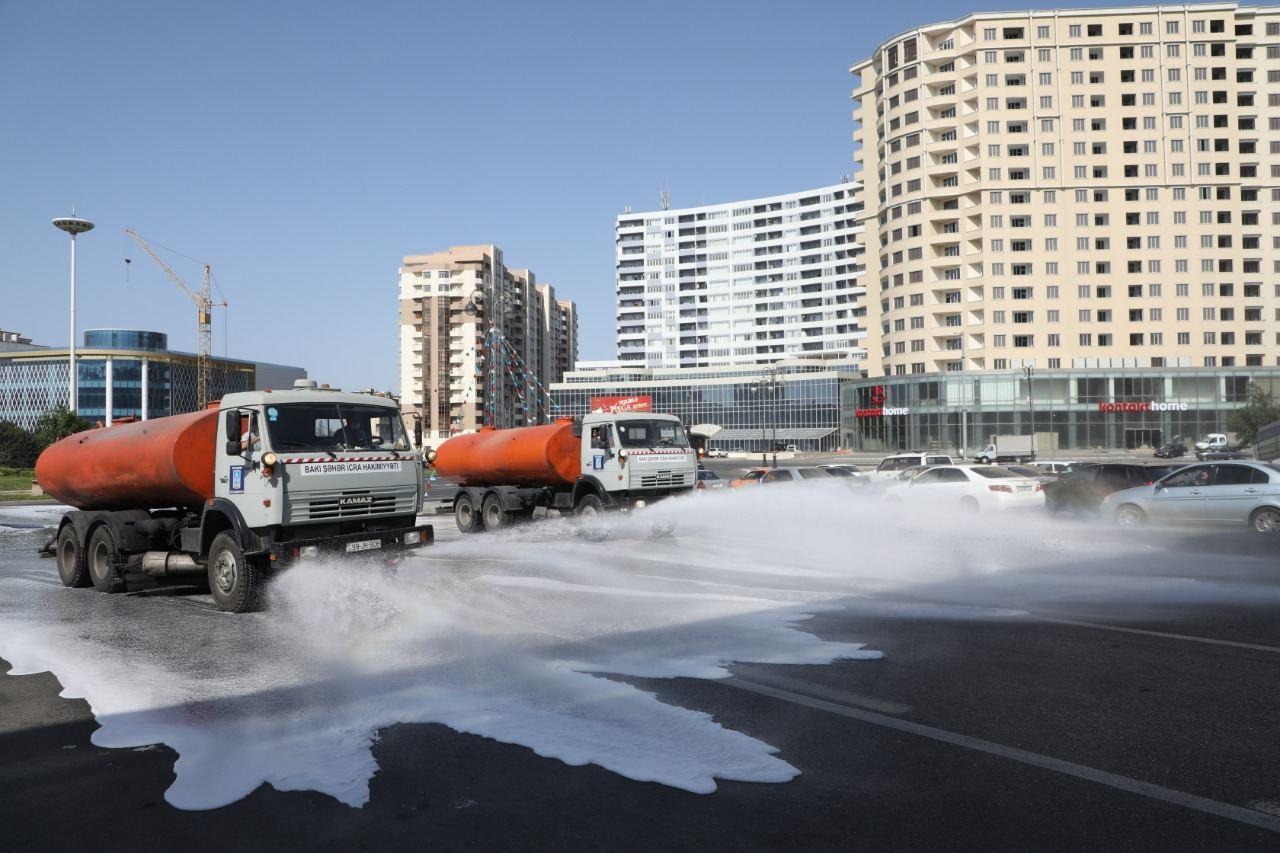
52, 213, 95, 413
1025, 365, 1035, 434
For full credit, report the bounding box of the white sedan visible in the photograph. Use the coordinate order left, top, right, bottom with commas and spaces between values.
883, 464, 1045, 513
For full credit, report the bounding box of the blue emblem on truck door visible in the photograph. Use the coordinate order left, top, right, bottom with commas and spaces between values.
592, 454, 605, 470
230, 465, 245, 493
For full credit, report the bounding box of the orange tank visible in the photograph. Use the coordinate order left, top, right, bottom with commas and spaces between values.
35, 408, 220, 510
434, 419, 581, 488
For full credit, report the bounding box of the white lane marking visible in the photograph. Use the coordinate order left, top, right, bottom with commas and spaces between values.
729, 670, 912, 716
1034, 617, 1280, 656
727, 677, 1280, 835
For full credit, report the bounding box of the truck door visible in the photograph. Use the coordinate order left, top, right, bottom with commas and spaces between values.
216, 409, 272, 528
583, 423, 625, 490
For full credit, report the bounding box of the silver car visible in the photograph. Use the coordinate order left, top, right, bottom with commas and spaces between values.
1102, 461, 1280, 533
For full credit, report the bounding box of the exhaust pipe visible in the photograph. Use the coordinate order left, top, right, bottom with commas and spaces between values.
141, 551, 202, 576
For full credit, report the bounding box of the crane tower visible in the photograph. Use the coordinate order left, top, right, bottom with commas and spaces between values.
124, 229, 226, 407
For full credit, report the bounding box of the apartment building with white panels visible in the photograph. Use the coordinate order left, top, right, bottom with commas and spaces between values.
850, 2, 1280, 378
614, 182, 868, 368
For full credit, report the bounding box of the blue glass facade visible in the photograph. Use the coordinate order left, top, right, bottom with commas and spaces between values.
83, 329, 168, 351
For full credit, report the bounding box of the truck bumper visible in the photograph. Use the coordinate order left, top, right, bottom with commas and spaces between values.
264, 524, 434, 565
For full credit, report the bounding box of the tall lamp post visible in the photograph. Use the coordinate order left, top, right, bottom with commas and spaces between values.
756, 366, 780, 468
52, 213, 95, 413
1024, 365, 1035, 434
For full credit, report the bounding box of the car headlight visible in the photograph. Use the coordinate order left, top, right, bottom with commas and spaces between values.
404, 531, 422, 545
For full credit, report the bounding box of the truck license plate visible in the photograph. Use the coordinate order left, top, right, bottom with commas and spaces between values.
346, 539, 382, 553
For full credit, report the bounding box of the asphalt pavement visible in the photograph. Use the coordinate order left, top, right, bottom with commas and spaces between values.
3, 499, 1280, 852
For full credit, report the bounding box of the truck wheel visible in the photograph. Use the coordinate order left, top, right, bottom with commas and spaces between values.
481, 494, 508, 530
208, 532, 263, 613
87, 526, 125, 594
454, 493, 481, 534
56, 525, 90, 588
575, 494, 604, 517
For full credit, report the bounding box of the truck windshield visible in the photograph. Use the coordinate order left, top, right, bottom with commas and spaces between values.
264, 403, 410, 452
616, 419, 690, 449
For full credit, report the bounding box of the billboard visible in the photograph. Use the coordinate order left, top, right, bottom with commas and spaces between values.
589, 395, 653, 414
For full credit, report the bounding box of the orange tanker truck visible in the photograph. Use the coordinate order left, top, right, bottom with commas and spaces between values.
37, 381, 433, 611
429, 412, 697, 533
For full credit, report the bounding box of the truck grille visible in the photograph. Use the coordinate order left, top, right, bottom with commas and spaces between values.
640, 471, 689, 488
287, 486, 416, 523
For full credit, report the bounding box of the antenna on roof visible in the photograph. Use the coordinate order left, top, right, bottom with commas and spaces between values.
660, 183, 670, 211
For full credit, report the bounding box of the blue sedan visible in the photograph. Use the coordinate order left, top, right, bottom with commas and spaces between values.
1101, 461, 1280, 533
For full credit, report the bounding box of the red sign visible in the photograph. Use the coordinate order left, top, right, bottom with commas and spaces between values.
590, 395, 653, 414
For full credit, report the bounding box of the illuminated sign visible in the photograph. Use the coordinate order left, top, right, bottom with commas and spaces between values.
590, 395, 653, 414
1098, 401, 1189, 413
856, 385, 909, 417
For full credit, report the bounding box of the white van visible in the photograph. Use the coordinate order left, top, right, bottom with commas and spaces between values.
866, 452, 955, 482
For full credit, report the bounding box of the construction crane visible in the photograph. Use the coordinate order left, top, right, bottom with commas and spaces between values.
125, 229, 227, 408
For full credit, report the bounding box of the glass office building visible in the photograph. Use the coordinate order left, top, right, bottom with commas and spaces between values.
551, 362, 865, 452
0, 329, 306, 430
842, 368, 1280, 454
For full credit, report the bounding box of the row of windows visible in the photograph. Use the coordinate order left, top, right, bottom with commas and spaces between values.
890, 354, 1272, 374
980, 19, 1268, 41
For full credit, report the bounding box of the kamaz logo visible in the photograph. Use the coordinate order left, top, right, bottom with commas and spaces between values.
339, 495, 374, 508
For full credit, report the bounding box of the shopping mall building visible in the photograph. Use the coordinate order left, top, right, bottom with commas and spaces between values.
842, 367, 1280, 453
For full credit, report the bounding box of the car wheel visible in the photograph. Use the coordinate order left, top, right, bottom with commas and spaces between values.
1249, 507, 1280, 534
55, 524, 90, 588
1115, 504, 1147, 526
87, 526, 125, 594
207, 531, 263, 613
959, 496, 980, 515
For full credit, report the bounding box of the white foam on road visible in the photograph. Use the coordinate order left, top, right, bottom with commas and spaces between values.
0, 484, 1177, 810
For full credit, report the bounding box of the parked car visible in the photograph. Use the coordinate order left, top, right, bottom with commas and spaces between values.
1154, 438, 1187, 459
1102, 461, 1280, 533
695, 469, 727, 491
884, 464, 1045, 513
729, 466, 834, 487
1003, 464, 1057, 486
1030, 460, 1078, 475
1042, 463, 1180, 513
1197, 447, 1248, 461
866, 452, 955, 482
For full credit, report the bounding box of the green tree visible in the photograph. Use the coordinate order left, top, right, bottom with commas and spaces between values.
1226, 384, 1280, 448
33, 405, 92, 451
0, 421, 40, 468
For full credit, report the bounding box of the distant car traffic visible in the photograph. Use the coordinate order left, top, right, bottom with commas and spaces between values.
1102, 461, 1280, 533
883, 464, 1044, 513
1042, 463, 1180, 513
1197, 447, 1248, 461
705, 448, 729, 458
1154, 439, 1187, 459
729, 467, 835, 487
1030, 460, 1078, 475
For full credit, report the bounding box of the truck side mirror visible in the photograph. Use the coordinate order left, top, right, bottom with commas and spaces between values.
224, 409, 242, 456
414, 419, 422, 449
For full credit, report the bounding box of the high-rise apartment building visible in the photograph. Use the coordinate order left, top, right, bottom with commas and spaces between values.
615, 182, 868, 368
851, 3, 1280, 378
398, 245, 577, 441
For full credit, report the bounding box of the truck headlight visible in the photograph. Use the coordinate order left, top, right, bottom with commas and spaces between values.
299, 545, 319, 558
404, 531, 422, 545
634, 499, 647, 509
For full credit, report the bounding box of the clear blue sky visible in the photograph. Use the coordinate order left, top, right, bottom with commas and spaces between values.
1, 0, 1189, 392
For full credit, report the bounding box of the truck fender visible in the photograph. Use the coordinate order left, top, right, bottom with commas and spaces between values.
200, 499, 263, 557
573, 477, 612, 509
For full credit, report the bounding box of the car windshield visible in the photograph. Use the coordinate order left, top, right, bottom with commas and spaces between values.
823, 467, 853, 477
697, 470, 720, 481
264, 402, 410, 451
971, 467, 1020, 478
878, 457, 921, 472
616, 419, 690, 448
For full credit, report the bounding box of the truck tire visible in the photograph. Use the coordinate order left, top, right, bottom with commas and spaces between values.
481, 494, 508, 530
454, 493, 481, 534
56, 525, 91, 588
86, 526, 126, 594
575, 494, 604, 517
207, 532, 263, 613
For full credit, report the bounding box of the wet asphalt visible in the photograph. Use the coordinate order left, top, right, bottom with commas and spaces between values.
3, 500, 1280, 852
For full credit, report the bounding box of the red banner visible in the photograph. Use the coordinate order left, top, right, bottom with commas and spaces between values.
590, 395, 653, 414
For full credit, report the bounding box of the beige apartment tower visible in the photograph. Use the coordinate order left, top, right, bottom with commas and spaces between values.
851, 2, 1280, 378
398, 245, 577, 442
